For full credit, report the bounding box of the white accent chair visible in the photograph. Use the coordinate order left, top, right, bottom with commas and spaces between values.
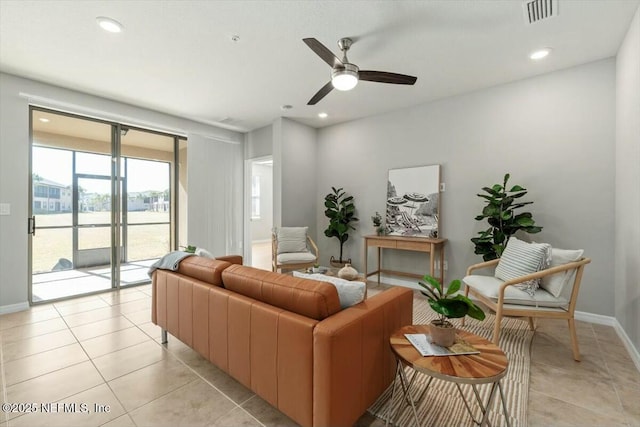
463, 256, 591, 361
272, 227, 319, 273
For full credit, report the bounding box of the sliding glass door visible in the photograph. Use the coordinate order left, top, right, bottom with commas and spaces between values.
29, 108, 185, 303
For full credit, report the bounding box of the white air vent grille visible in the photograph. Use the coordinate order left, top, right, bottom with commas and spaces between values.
523, 0, 558, 24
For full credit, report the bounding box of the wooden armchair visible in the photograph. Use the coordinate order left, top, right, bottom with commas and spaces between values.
462, 257, 591, 361
272, 227, 319, 273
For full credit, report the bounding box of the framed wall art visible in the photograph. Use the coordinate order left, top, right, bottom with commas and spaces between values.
386, 164, 440, 238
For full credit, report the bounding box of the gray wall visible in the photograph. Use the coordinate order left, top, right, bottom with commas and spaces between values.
274, 118, 318, 240
0, 72, 241, 310
245, 124, 273, 159
615, 6, 640, 351
316, 59, 616, 316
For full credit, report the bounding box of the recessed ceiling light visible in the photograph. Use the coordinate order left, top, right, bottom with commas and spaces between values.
318, 112, 328, 119
39, 118, 50, 123
96, 16, 124, 33
530, 48, 552, 60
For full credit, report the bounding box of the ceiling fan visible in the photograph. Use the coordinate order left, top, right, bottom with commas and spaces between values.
303, 37, 418, 105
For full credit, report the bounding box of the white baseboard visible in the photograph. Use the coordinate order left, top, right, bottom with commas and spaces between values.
612, 319, 640, 372
574, 310, 617, 326
0, 302, 29, 315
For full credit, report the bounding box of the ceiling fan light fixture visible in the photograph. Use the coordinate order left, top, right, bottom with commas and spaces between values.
331, 64, 359, 91
96, 16, 124, 33
530, 47, 552, 60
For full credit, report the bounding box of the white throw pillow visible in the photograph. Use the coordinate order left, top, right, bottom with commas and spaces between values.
293, 271, 366, 309
276, 227, 308, 254
195, 247, 215, 259
495, 236, 552, 296
540, 248, 584, 298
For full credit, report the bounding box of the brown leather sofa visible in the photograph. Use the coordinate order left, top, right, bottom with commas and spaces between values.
151, 255, 413, 427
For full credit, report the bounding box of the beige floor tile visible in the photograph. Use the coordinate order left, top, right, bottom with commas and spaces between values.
100, 413, 137, 427
108, 357, 198, 412
176, 347, 255, 405
528, 390, 628, 426
530, 361, 627, 423
63, 306, 123, 328
93, 340, 168, 381
0, 317, 68, 343
114, 299, 151, 315
3, 343, 88, 386
136, 322, 163, 341
0, 307, 60, 331
211, 407, 263, 427
99, 291, 148, 306
241, 395, 299, 427
355, 411, 387, 427
156, 333, 191, 353
70, 316, 134, 341
1, 329, 77, 362
122, 309, 152, 325
8, 383, 126, 427
55, 299, 111, 316
129, 379, 237, 427
52, 294, 105, 308
606, 358, 640, 389
531, 334, 607, 374
79, 326, 150, 359
5, 361, 103, 420
616, 383, 640, 426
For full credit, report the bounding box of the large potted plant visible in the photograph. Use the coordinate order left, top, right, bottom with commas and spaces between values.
471, 173, 543, 261
324, 187, 358, 266
418, 275, 485, 347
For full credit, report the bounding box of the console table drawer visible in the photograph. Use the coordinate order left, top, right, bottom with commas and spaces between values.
368, 238, 397, 249
397, 240, 430, 252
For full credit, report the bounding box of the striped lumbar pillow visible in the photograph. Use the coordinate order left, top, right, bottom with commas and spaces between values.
495, 236, 552, 296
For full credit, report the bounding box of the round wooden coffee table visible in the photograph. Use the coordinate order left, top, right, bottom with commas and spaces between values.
386, 324, 510, 427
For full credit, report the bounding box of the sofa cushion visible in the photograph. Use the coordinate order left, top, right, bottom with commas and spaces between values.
176, 256, 232, 287
293, 271, 366, 309
276, 227, 308, 254
222, 264, 341, 320
464, 274, 569, 307
540, 248, 584, 298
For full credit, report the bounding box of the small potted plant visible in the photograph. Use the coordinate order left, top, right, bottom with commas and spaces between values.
371, 211, 385, 235
418, 275, 486, 347
312, 263, 321, 273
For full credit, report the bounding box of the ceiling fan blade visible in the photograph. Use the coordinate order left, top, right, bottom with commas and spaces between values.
303, 38, 343, 68
359, 71, 417, 85
307, 81, 334, 105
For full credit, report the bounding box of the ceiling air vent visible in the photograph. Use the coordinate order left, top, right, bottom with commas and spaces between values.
523, 0, 558, 24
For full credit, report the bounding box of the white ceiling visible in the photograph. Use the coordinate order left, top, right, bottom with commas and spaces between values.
1, 1, 638, 132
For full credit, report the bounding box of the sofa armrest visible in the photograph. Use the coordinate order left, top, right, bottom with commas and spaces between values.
216, 255, 243, 265
312, 286, 413, 427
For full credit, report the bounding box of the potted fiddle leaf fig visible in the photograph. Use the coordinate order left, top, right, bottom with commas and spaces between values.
418, 275, 485, 347
324, 187, 358, 266
471, 173, 543, 261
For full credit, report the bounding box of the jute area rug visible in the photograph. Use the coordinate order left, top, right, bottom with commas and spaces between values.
367, 289, 533, 427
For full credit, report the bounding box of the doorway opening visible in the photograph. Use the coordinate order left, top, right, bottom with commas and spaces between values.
247, 156, 273, 271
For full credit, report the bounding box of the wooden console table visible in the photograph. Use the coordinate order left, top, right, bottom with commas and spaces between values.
363, 235, 447, 284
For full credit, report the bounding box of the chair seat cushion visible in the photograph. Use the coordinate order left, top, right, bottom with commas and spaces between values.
463, 275, 569, 308
277, 251, 316, 264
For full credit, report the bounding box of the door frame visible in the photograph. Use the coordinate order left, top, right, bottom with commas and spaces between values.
243, 155, 273, 268
28, 106, 185, 304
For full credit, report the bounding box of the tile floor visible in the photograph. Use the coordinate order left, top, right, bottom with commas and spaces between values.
1, 283, 638, 427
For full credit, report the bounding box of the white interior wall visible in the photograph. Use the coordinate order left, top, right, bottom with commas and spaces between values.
0, 72, 242, 310
615, 6, 640, 352
274, 118, 318, 240
316, 59, 616, 317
